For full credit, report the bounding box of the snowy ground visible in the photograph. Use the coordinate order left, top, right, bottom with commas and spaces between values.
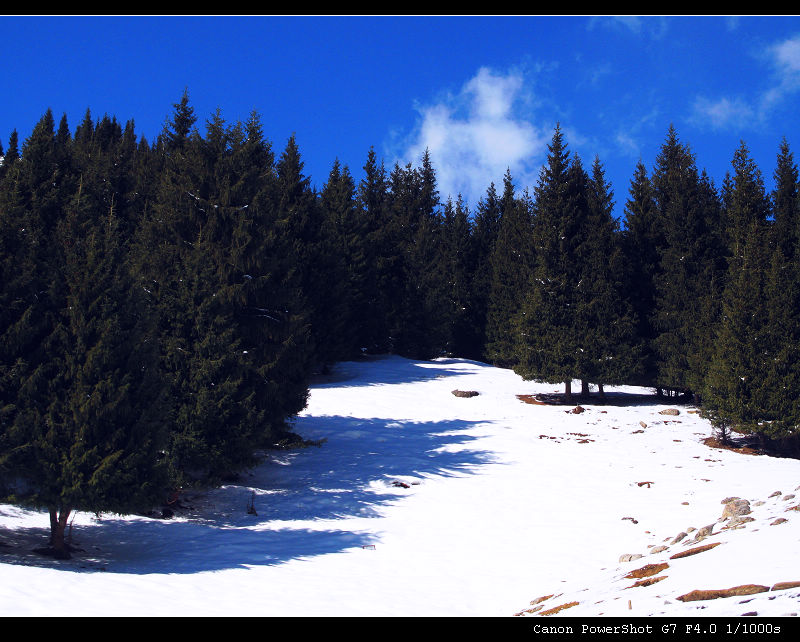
1, 355, 799, 617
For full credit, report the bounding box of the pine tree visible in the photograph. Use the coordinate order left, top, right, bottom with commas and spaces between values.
357, 147, 393, 353
319, 158, 366, 361
704, 142, 774, 439
514, 126, 579, 395
650, 126, 725, 397
621, 159, 660, 387
441, 195, 478, 357
471, 182, 502, 359
580, 156, 642, 393
485, 169, 532, 367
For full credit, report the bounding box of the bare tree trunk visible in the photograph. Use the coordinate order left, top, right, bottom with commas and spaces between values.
581, 379, 590, 399
564, 380, 572, 401
598, 383, 605, 399
48, 506, 72, 559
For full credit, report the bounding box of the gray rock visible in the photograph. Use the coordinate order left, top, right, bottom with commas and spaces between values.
650, 545, 669, 554
721, 498, 751, 520
619, 553, 644, 563
659, 408, 680, 416
670, 532, 688, 544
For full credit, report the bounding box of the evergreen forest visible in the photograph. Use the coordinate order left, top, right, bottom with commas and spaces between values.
2, 92, 800, 557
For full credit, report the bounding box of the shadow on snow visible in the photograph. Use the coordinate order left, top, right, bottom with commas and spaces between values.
0, 413, 496, 575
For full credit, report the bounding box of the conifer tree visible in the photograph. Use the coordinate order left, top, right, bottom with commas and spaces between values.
319, 158, 366, 361
514, 126, 578, 394
704, 142, 774, 438
650, 126, 725, 397
357, 147, 393, 353
471, 182, 502, 359
621, 160, 660, 387
441, 195, 478, 357
485, 169, 532, 367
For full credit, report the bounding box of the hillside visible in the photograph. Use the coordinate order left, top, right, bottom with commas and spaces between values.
1, 355, 798, 617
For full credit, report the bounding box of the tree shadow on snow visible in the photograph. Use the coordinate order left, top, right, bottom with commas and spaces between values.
0, 414, 496, 575
309, 354, 486, 389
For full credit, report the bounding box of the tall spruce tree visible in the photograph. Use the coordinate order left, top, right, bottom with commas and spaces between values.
471, 182, 502, 360
357, 147, 393, 353
514, 126, 579, 396
485, 169, 532, 367
650, 126, 725, 397
704, 142, 775, 439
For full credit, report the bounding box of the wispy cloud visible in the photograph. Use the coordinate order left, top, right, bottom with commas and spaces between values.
395, 67, 549, 206
587, 16, 669, 39
691, 33, 800, 131
690, 96, 755, 130
761, 34, 800, 111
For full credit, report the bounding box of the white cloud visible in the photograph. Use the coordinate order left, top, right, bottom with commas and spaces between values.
396, 67, 549, 206
690, 34, 800, 131
691, 96, 756, 130
761, 34, 800, 111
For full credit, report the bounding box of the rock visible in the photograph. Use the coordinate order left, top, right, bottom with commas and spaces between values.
727, 516, 755, 528
782, 494, 796, 501
769, 491, 782, 498
695, 523, 715, 538
670, 532, 688, 544
721, 496, 740, 504
619, 553, 644, 563
639, 421, 647, 428
721, 499, 751, 520
659, 408, 680, 416
570, 405, 586, 414
770, 518, 788, 526
451, 390, 479, 398
650, 545, 669, 554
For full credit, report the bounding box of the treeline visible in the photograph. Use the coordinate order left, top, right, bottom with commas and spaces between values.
1, 92, 799, 555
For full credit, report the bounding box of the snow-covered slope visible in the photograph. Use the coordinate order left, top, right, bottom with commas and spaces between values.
1, 355, 798, 616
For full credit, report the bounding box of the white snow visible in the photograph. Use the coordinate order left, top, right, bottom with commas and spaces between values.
1, 355, 799, 617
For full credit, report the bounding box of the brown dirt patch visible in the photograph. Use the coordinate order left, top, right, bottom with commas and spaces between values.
677, 585, 769, 602
539, 601, 580, 616
670, 542, 721, 559
628, 575, 668, 588
702, 436, 761, 455
517, 394, 550, 405
771, 581, 800, 591
530, 594, 554, 605
626, 562, 669, 579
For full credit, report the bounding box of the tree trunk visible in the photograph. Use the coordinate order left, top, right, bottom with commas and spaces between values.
564, 380, 572, 401
598, 383, 605, 399
581, 379, 590, 399
48, 506, 72, 559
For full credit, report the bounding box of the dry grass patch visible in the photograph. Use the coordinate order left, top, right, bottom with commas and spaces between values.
677, 585, 769, 602
670, 542, 720, 559
626, 562, 669, 579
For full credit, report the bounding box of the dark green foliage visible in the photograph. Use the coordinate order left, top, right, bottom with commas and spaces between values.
703, 143, 771, 430
485, 170, 533, 367
650, 126, 726, 396
514, 126, 578, 392
441, 195, 479, 357
470, 182, 502, 360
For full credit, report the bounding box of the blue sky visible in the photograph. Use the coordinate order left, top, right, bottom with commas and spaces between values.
3, 16, 800, 218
